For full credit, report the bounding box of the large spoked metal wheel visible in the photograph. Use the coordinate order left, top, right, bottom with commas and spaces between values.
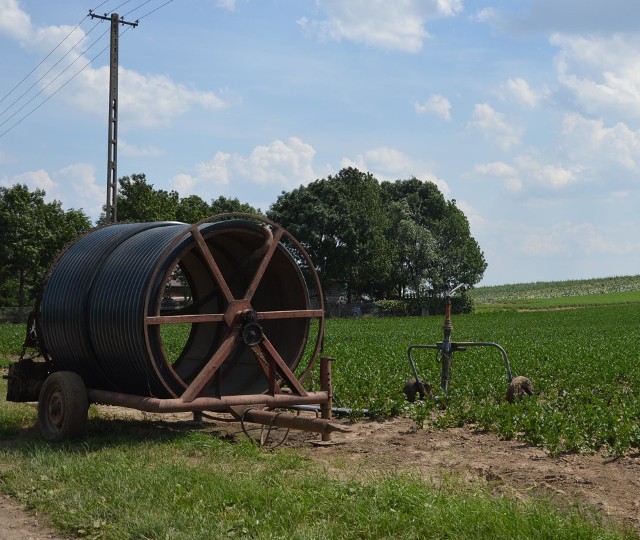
38, 371, 88, 442
146, 213, 325, 398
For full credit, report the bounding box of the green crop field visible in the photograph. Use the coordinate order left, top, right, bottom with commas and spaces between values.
470, 275, 640, 311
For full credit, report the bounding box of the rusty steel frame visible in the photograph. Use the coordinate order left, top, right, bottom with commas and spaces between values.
87, 356, 341, 436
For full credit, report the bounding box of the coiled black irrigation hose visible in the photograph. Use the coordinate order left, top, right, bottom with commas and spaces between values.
37, 218, 317, 399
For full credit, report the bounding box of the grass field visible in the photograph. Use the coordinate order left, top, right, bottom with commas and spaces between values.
1, 279, 640, 538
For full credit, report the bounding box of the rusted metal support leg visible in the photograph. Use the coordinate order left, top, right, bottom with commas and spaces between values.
320, 356, 333, 442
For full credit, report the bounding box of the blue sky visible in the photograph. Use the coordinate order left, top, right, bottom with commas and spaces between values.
1, 0, 640, 286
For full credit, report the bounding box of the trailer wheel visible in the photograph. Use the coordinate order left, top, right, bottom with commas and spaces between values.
38, 372, 88, 442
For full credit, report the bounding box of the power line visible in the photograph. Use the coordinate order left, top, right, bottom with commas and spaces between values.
123, 0, 155, 19
0, 25, 111, 131
109, 1, 135, 14
0, 14, 88, 107
137, 0, 175, 21
91, 0, 114, 11
0, 39, 113, 140
0, 20, 103, 122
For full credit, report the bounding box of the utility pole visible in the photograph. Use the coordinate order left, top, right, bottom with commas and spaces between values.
89, 10, 138, 223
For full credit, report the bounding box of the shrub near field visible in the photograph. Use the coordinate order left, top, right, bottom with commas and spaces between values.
323, 303, 640, 456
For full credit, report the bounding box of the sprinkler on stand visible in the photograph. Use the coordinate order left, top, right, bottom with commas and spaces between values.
404, 284, 533, 403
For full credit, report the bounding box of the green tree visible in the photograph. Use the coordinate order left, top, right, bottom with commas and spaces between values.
381, 178, 486, 292
115, 173, 179, 222
433, 201, 487, 290
97, 176, 262, 225
268, 167, 390, 301
176, 194, 210, 223
0, 184, 91, 312
386, 200, 440, 298
380, 177, 448, 232
210, 195, 261, 216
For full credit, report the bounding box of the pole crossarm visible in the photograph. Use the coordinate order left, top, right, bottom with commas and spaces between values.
89, 10, 139, 27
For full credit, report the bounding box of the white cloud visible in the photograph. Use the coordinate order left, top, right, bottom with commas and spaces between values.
415, 94, 452, 120
474, 160, 521, 192
194, 152, 232, 186
341, 146, 451, 195
456, 200, 486, 229
474, 153, 584, 194
471, 7, 498, 24
500, 77, 545, 108
237, 138, 317, 186
468, 103, 522, 151
514, 154, 583, 190
474, 161, 517, 177
215, 0, 237, 11
298, 0, 462, 52
561, 112, 640, 170
521, 221, 639, 257
436, 0, 464, 17
173, 137, 317, 195
119, 140, 162, 158
7, 168, 56, 192
552, 33, 640, 120
503, 178, 522, 192
0, 0, 31, 41
117, 70, 226, 128
171, 173, 198, 194
53, 163, 103, 215
0, 163, 102, 217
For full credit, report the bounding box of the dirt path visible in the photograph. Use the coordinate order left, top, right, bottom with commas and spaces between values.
1, 413, 639, 538
0, 494, 69, 540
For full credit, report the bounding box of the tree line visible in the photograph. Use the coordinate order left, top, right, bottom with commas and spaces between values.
0, 167, 486, 312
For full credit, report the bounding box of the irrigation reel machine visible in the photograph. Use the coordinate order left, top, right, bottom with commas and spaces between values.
6, 214, 348, 443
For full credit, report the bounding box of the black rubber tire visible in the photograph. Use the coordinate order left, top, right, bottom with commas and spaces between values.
38, 371, 88, 442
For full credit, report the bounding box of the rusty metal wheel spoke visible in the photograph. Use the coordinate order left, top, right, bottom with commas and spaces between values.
181, 327, 240, 402
146, 313, 225, 325
243, 228, 283, 301
256, 309, 324, 321
259, 335, 307, 396
191, 226, 235, 303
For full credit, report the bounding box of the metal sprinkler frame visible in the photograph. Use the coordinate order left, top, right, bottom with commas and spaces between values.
405, 284, 533, 403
